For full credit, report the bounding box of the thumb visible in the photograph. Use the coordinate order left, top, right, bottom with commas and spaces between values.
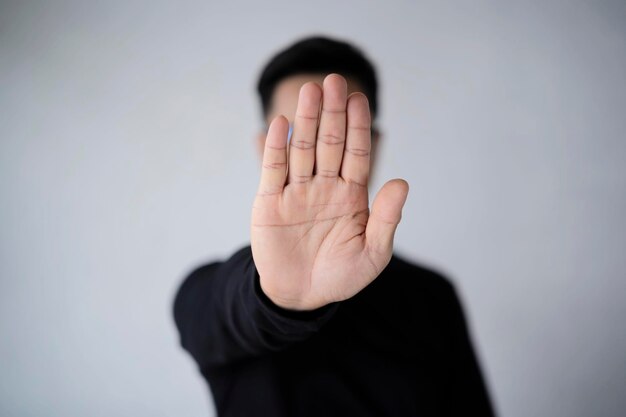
365, 179, 409, 262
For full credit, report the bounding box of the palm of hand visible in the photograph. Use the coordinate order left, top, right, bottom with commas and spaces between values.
251, 75, 408, 311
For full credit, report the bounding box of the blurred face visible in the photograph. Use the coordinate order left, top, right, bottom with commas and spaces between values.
256, 73, 380, 182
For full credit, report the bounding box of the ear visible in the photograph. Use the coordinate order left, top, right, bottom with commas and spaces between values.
371, 128, 381, 150
369, 129, 382, 181
255, 131, 267, 161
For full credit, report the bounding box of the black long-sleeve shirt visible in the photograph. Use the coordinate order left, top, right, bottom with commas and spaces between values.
173, 246, 495, 416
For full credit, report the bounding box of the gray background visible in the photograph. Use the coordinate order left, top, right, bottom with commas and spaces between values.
1, 1, 625, 416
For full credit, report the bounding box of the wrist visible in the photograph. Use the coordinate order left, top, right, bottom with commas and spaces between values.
259, 277, 320, 312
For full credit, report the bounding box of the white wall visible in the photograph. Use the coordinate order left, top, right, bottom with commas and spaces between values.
1, 1, 625, 416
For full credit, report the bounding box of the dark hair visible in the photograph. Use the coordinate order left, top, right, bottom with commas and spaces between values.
257, 36, 378, 119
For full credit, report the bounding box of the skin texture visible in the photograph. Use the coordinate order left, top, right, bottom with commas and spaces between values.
256, 74, 380, 172
251, 74, 409, 311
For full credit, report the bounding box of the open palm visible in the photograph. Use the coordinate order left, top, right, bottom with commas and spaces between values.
251, 74, 409, 311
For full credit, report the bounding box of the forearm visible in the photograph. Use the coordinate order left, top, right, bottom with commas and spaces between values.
173, 246, 338, 370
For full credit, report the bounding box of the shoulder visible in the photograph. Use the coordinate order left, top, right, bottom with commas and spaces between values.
360, 252, 461, 318
184, 246, 253, 279
174, 246, 253, 310
384, 252, 456, 296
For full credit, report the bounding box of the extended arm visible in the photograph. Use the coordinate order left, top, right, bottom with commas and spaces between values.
173, 246, 338, 370
175, 74, 408, 370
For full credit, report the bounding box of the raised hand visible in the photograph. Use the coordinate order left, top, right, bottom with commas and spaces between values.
251, 74, 409, 311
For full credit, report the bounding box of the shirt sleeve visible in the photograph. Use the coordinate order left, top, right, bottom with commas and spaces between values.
173, 246, 339, 371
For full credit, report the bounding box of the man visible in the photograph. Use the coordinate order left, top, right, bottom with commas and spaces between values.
173, 36, 495, 416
